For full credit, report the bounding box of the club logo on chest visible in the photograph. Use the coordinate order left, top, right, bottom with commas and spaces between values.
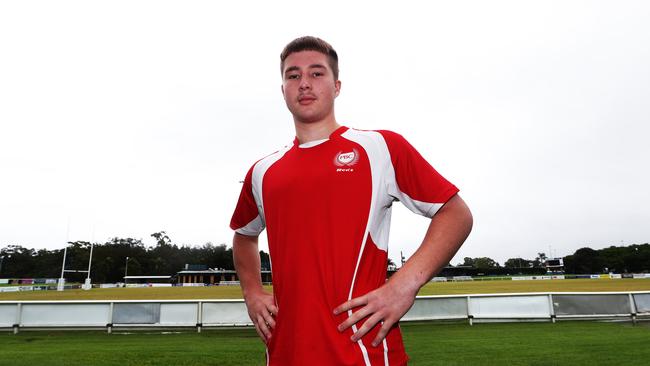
334, 149, 359, 172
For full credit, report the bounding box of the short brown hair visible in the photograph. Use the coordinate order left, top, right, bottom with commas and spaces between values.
280, 36, 339, 80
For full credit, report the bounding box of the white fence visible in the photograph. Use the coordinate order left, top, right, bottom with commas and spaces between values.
1, 291, 649, 333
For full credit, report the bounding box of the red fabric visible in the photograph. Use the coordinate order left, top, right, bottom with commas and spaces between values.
379, 130, 459, 209
230, 126, 457, 365
229, 165, 257, 232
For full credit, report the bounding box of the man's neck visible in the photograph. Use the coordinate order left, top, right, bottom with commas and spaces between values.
294, 119, 341, 145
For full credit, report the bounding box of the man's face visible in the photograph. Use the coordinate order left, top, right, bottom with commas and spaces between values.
281, 51, 341, 124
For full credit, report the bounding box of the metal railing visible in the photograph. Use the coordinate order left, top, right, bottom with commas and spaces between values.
1, 291, 649, 333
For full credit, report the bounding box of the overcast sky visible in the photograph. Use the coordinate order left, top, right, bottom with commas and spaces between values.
1, 1, 649, 266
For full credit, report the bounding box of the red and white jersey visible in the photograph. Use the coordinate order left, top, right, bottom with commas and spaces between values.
230, 126, 458, 366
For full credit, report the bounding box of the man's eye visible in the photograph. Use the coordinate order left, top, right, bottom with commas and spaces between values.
287, 74, 300, 80
312, 72, 323, 77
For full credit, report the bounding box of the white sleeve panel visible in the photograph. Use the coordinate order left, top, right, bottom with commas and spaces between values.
250, 145, 292, 231
341, 129, 395, 252
235, 215, 265, 236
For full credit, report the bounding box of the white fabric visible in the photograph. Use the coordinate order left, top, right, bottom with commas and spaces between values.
341, 128, 446, 252
235, 215, 265, 236
240, 145, 292, 236
298, 138, 328, 148
341, 129, 393, 252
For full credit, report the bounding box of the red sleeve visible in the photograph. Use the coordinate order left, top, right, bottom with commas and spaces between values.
229, 164, 264, 235
380, 130, 459, 216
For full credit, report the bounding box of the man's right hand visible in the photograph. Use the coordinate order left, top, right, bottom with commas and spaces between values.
244, 289, 278, 344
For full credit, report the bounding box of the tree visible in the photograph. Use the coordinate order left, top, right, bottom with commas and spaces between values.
504, 257, 532, 268
258, 250, 271, 271
473, 257, 499, 269
563, 247, 603, 274
151, 231, 172, 247
457, 257, 499, 268
459, 257, 475, 267
533, 252, 547, 268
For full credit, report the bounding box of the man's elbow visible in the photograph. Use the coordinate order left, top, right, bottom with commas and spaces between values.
462, 205, 473, 236
444, 194, 473, 237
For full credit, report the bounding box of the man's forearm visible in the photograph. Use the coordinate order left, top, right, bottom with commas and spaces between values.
233, 233, 264, 298
233, 232, 277, 342
389, 194, 473, 293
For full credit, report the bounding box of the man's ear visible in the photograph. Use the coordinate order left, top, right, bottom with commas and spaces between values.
334, 80, 341, 97
281, 84, 285, 98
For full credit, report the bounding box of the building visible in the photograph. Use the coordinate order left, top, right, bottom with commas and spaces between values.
173, 264, 272, 285
123, 275, 172, 284
544, 258, 564, 274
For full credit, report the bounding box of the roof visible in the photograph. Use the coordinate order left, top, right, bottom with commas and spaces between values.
176, 270, 233, 274
175, 270, 272, 274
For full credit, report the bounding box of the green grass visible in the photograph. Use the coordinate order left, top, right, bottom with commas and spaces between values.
417, 278, 650, 295
1, 321, 649, 365
0, 285, 265, 301
1, 279, 649, 301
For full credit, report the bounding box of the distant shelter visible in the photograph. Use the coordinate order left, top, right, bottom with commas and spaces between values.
174, 269, 272, 285
123, 275, 172, 284
173, 264, 272, 285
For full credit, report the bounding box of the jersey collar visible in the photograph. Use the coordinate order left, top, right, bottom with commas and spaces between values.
294, 125, 349, 148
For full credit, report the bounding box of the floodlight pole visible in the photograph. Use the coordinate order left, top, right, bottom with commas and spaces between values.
124, 256, 129, 283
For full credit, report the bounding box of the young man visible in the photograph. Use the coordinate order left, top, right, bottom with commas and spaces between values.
230, 36, 473, 366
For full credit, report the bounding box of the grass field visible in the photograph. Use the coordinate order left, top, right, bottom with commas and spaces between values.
1, 279, 649, 301
1, 321, 649, 365
2, 280, 649, 365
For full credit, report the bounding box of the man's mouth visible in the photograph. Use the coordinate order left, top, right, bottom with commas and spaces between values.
298, 95, 316, 105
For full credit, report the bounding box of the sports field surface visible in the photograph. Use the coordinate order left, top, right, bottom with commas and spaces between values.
1, 279, 649, 301
1, 321, 649, 365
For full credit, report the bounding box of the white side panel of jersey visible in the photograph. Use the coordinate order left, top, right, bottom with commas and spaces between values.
243, 145, 292, 235
341, 129, 394, 252
397, 191, 445, 218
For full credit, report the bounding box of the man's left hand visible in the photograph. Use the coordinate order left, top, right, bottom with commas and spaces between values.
333, 281, 417, 347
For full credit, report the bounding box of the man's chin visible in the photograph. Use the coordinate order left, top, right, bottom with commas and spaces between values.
292, 112, 323, 124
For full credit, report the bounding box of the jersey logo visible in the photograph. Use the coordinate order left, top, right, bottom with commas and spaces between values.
334, 149, 360, 167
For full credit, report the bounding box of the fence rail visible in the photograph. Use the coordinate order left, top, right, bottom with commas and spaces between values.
1, 291, 649, 333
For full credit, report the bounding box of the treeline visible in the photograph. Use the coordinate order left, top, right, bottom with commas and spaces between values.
563, 244, 650, 274
447, 253, 549, 277
455, 243, 650, 275
2, 235, 649, 281
455, 253, 550, 270
0, 232, 271, 283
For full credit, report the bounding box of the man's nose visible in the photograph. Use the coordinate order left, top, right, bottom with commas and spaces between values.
299, 77, 311, 90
